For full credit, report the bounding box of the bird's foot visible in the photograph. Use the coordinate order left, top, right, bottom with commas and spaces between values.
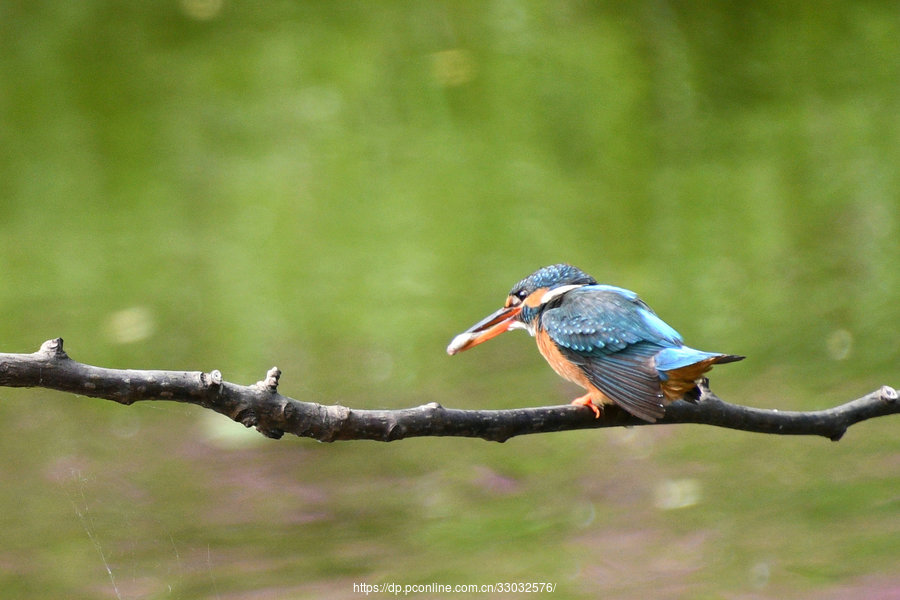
681, 377, 711, 403
570, 394, 602, 419
693, 377, 712, 402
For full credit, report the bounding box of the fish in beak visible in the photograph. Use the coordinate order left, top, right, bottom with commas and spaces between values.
446, 304, 523, 355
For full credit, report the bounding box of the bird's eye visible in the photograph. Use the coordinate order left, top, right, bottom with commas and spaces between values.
506, 290, 526, 307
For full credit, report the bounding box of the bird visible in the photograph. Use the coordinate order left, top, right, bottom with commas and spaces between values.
446, 264, 743, 422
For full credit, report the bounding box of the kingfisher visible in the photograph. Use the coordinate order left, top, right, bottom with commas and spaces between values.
447, 264, 743, 422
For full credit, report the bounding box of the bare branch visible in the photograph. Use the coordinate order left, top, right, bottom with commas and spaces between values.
1, 339, 896, 442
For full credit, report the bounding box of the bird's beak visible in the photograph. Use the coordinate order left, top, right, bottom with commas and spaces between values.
446, 305, 522, 355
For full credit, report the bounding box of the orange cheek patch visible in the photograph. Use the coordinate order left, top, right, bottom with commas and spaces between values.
523, 287, 549, 308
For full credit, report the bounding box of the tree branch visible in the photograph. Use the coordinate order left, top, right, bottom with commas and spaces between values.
1, 339, 896, 443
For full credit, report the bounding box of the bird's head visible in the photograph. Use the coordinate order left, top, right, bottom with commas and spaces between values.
447, 264, 596, 355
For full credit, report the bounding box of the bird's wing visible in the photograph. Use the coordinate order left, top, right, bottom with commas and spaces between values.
541, 286, 683, 421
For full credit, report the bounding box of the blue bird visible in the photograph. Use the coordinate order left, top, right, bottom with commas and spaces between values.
447, 264, 743, 422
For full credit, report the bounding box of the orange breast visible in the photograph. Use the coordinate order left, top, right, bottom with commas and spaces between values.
535, 328, 586, 385
534, 328, 616, 406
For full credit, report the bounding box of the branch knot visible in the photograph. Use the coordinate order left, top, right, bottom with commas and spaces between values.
201, 369, 223, 389
39, 338, 68, 359
256, 367, 281, 393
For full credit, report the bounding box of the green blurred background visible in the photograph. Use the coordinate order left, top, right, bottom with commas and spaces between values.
1, 1, 898, 598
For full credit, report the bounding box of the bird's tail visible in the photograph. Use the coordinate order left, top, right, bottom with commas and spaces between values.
711, 354, 745, 365
655, 347, 744, 401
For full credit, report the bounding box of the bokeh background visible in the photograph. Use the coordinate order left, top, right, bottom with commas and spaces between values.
2, 1, 899, 598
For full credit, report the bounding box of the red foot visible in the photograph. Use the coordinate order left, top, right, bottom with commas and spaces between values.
570, 394, 602, 419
